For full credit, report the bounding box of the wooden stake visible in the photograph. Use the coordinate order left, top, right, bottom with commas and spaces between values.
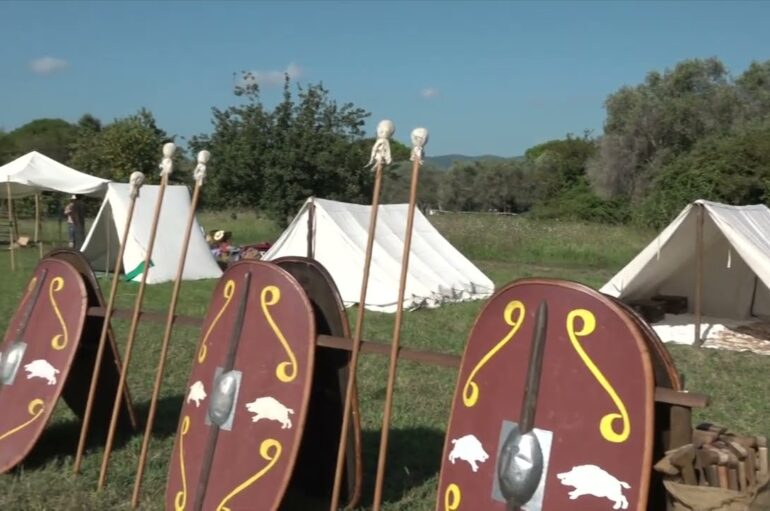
6, 178, 15, 272
307, 198, 315, 259
131, 151, 210, 508
372, 127, 428, 511
73, 172, 145, 475
98, 143, 176, 489
694, 203, 704, 346
330, 120, 394, 510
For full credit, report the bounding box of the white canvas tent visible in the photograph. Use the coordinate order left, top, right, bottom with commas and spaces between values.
263, 197, 495, 313
0, 151, 109, 199
80, 183, 222, 284
601, 200, 770, 322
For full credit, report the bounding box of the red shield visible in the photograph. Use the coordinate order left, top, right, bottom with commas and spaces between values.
166, 260, 316, 510
0, 258, 87, 472
437, 279, 655, 511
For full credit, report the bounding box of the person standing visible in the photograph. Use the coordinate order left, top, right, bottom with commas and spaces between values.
64, 194, 86, 249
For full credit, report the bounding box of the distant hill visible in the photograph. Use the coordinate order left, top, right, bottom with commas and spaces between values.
424, 153, 519, 170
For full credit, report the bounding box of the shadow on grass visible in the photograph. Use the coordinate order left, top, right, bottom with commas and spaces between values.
358, 426, 444, 507
18, 394, 185, 471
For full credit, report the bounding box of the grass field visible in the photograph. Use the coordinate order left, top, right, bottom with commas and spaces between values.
1, 211, 769, 510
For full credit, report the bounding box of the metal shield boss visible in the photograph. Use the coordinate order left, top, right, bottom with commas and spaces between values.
437, 279, 655, 511
0, 259, 88, 473
166, 260, 316, 511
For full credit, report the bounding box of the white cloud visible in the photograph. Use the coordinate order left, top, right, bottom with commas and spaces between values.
421, 87, 439, 99
29, 56, 69, 75
238, 62, 303, 88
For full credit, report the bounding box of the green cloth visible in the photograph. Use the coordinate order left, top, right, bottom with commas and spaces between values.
124, 260, 154, 282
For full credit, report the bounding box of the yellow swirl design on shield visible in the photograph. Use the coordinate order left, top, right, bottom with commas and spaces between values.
198, 279, 236, 364
444, 483, 461, 510
567, 308, 630, 443
261, 286, 297, 383
174, 416, 191, 511
462, 300, 525, 407
216, 439, 282, 511
0, 399, 45, 442
49, 277, 69, 350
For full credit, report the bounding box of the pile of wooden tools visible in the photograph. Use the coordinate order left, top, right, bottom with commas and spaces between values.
656, 423, 769, 492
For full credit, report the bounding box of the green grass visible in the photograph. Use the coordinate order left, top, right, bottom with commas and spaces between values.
1, 211, 768, 510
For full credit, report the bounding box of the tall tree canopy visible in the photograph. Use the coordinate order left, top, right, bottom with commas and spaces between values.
0, 118, 79, 165
190, 74, 371, 223
70, 109, 175, 183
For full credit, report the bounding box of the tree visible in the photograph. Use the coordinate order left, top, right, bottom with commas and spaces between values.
588, 58, 741, 200
70, 109, 175, 183
0, 118, 79, 164
191, 74, 372, 223
635, 122, 770, 227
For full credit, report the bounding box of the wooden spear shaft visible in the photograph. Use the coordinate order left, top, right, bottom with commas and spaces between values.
73, 174, 143, 475
131, 154, 208, 508
330, 161, 386, 511
372, 143, 423, 511
98, 151, 173, 489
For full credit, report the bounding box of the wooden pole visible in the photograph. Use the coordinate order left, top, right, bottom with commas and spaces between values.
34, 193, 40, 245
98, 143, 176, 489
372, 128, 428, 511
330, 120, 394, 510
307, 197, 315, 259
694, 203, 705, 346
6, 178, 15, 272
73, 172, 145, 475
131, 151, 210, 508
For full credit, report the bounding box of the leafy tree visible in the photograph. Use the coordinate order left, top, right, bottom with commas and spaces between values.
635, 122, 770, 227
588, 58, 741, 200
191, 74, 371, 223
0, 118, 78, 164
70, 109, 175, 183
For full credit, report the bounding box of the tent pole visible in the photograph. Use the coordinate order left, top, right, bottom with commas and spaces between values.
58, 197, 63, 247
34, 193, 40, 242
35, 193, 42, 259
6, 177, 15, 272
694, 204, 704, 346
106, 205, 111, 274
307, 197, 315, 259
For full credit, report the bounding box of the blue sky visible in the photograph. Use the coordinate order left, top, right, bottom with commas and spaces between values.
1, 1, 768, 156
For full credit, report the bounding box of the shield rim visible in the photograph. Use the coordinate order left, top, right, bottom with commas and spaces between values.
436, 277, 655, 511
0, 258, 88, 473
273, 255, 363, 509
45, 247, 139, 430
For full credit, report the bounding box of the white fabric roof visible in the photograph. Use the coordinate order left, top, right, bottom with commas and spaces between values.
0, 151, 110, 199
80, 183, 222, 284
263, 197, 495, 313
601, 200, 770, 319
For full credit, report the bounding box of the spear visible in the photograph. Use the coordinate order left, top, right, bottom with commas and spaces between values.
72, 171, 145, 475
98, 143, 175, 489
130, 150, 211, 508
372, 127, 429, 511
330, 120, 395, 510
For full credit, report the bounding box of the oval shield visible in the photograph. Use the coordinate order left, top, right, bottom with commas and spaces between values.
436, 278, 655, 511
166, 260, 316, 511
0, 258, 87, 473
